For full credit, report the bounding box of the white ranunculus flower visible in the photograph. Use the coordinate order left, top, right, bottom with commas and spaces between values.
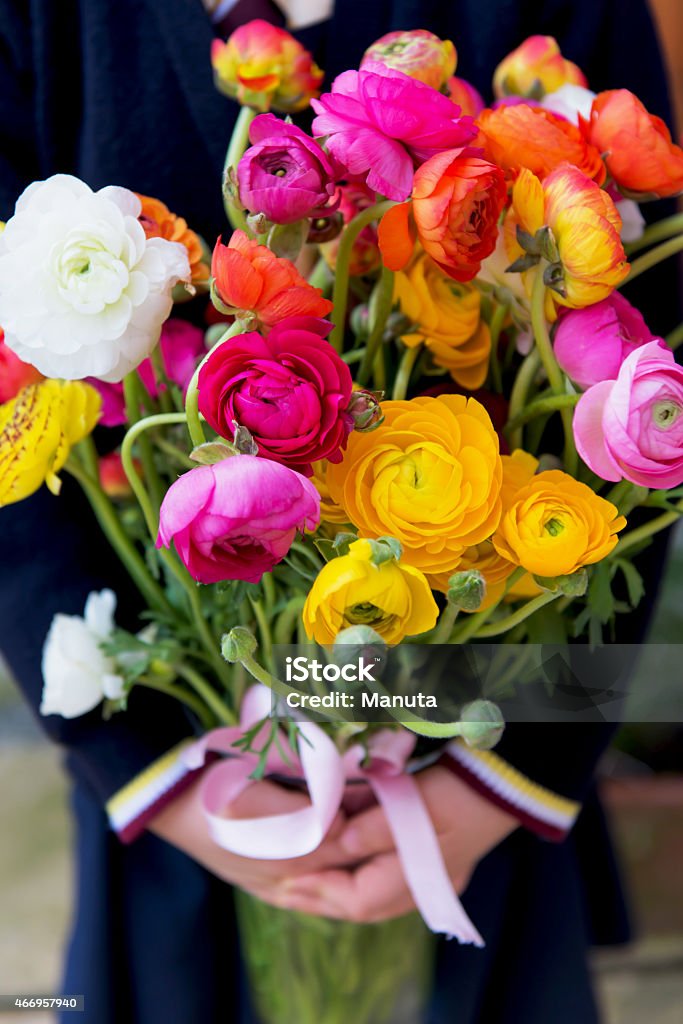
541, 84, 596, 124
40, 589, 124, 719
0, 175, 190, 382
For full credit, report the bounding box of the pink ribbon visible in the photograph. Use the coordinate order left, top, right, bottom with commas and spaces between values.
183, 685, 483, 945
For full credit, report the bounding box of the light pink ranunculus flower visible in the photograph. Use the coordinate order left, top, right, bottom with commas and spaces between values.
311, 62, 477, 201
554, 293, 664, 390
157, 455, 320, 584
90, 319, 206, 427
574, 341, 683, 488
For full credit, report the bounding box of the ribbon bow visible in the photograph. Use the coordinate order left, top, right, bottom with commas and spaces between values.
183, 685, 483, 945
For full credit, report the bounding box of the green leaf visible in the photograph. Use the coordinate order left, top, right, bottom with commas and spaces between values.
587, 561, 616, 624
190, 441, 237, 465
614, 558, 645, 609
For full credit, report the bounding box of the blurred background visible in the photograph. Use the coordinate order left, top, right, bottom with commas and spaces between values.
1, 2, 683, 1021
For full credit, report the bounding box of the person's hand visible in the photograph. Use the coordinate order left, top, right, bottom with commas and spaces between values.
275, 764, 519, 923
148, 774, 356, 907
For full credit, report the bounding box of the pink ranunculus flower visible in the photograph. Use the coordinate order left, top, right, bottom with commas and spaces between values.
574, 341, 683, 489
311, 62, 477, 202
90, 319, 206, 427
198, 317, 353, 476
237, 114, 339, 224
554, 293, 665, 390
157, 456, 320, 584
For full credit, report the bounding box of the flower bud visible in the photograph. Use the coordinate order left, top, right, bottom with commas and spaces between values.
534, 568, 588, 597
362, 30, 457, 91
347, 389, 384, 432
332, 625, 387, 673
447, 570, 486, 611
221, 626, 258, 663
458, 700, 505, 749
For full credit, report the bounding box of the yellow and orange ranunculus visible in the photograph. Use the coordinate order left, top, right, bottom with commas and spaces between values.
137, 194, 209, 286
361, 29, 457, 91
0, 380, 101, 507
477, 105, 605, 184
436, 449, 543, 604
302, 538, 439, 645
492, 469, 626, 578
394, 253, 491, 390
211, 20, 323, 113
326, 395, 503, 588
493, 35, 587, 100
505, 165, 629, 317
311, 460, 351, 526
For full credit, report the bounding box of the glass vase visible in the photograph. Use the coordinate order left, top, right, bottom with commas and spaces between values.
235, 888, 436, 1024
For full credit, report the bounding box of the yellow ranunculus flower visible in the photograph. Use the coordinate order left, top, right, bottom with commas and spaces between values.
0, 380, 101, 506
302, 538, 439, 645
311, 460, 351, 526
505, 165, 628, 318
492, 469, 626, 577
326, 395, 502, 587
394, 253, 491, 390
438, 449, 542, 606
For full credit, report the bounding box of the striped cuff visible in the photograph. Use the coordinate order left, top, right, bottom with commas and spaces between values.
442, 740, 581, 842
106, 739, 200, 844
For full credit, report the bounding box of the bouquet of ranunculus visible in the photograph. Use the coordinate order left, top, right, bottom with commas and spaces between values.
2, 22, 683, 1024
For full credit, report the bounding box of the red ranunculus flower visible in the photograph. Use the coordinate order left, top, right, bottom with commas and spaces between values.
198, 317, 354, 476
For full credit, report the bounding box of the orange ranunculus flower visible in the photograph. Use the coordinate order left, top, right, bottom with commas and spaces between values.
0, 328, 42, 404
505, 165, 628, 316
326, 395, 503, 587
477, 105, 605, 184
137, 194, 209, 285
211, 19, 323, 113
434, 449, 542, 603
361, 30, 457, 91
493, 469, 626, 577
493, 36, 587, 100
379, 150, 507, 283
211, 231, 333, 329
394, 253, 490, 390
585, 89, 683, 199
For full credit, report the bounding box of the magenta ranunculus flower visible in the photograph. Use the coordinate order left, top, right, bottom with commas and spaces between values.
554, 293, 665, 390
574, 341, 683, 489
311, 62, 477, 202
198, 317, 353, 476
237, 114, 339, 224
157, 456, 320, 584
90, 319, 206, 427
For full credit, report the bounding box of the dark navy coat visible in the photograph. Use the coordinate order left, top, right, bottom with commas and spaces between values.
0, 1, 675, 1020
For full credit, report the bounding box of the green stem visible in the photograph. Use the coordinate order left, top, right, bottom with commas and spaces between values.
177, 663, 236, 724
121, 413, 188, 537
123, 372, 166, 513
624, 212, 683, 255
452, 566, 526, 644
250, 598, 273, 670
488, 303, 507, 393
342, 348, 366, 364
625, 234, 683, 285
64, 458, 174, 617
330, 200, 396, 354
431, 603, 459, 645
507, 349, 541, 450
606, 480, 634, 511
666, 321, 683, 350
610, 500, 683, 559
505, 392, 580, 435
357, 265, 394, 386
223, 106, 256, 232
392, 344, 422, 400
241, 653, 303, 703
273, 596, 306, 645
185, 320, 245, 448
150, 347, 173, 414
472, 591, 559, 638
307, 258, 331, 292
137, 675, 214, 730
530, 270, 578, 475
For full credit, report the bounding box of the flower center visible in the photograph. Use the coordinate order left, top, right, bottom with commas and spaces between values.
53, 227, 130, 313
652, 399, 681, 430
544, 516, 565, 537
